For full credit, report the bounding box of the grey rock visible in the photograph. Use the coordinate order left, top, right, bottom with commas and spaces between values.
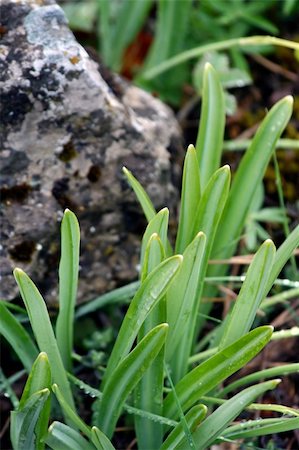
0, 0, 182, 304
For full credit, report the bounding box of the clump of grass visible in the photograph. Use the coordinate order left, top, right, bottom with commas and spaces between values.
1, 64, 298, 450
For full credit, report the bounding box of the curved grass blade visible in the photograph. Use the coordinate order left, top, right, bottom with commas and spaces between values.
91, 427, 115, 450
264, 224, 299, 296
192, 165, 231, 252
195, 63, 225, 190
221, 416, 299, 440
101, 255, 182, 387
68, 373, 178, 428
172, 165, 230, 381
135, 234, 166, 450
44, 421, 95, 450
75, 281, 139, 319
212, 95, 293, 260
11, 388, 50, 450
164, 362, 196, 449
140, 208, 168, 271
160, 404, 207, 450
56, 209, 80, 372
108, 0, 152, 71
52, 384, 91, 439
13, 269, 75, 411
0, 302, 38, 372
97, 323, 169, 438
166, 232, 206, 362
122, 166, 156, 222
175, 379, 281, 450
219, 363, 299, 397
219, 239, 276, 349
175, 144, 201, 254
143, 36, 299, 79
163, 326, 273, 419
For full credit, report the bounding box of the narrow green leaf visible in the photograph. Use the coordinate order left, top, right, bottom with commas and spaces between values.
122, 166, 156, 222
222, 416, 299, 440
13, 269, 75, 411
140, 208, 168, 271
163, 326, 273, 419
172, 165, 230, 381
193, 165, 231, 247
44, 421, 95, 450
135, 234, 166, 450
52, 384, 91, 439
213, 95, 293, 260
75, 281, 139, 318
166, 232, 206, 361
19, 352, 51, 409
101, 255, 182, 386
264, 224, 299, 295
219, 363, 299, 397
0, 302, 38, 372
108, 0, 152, 71
195, 63, 225, 190
56, 209, 80, 372
176, 379, 281, 450
91, 427, 116, 450
219, 239, 276, 349
11, 388, 50, 450
160, 405, 207, 450
143, 36, 299, 79
175, 145, 201, 254
97, 323, 169, 438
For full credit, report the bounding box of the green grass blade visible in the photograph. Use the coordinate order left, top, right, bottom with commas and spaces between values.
166, 232, 206, 362
135, 234, 166, 450
212, 95, 293, 260
160, 404, 207, 450
56, 209, 80, 372
97, 0, 110, 66
163, 326, 273, 419
69, 373, 178, 428
139, 0, 192, 103
97, 323, 169, 438
176, 379, 281, 450
11, 388, 50, 450
219, 239, 276, 349
122, 166, 156, 222
44, 422, 96, 450
175, 145, 201, 254
193, 165, 231, 247
19, 352, 51, 408
264, 224, 299, 295
195, 63, 225, 190
101, 255, 182, 387
52, 384, 91, 439
221, 416, 299, 440
219, 363, 299, 397
91, 427, 115, 450
0, 302, 38, 372
108, 0, 152, 71
143, 36, 299, 79
13, 269, 75, 411
75, 281, 139, 318
172, 165, 230, 381
140, 208, 168, 271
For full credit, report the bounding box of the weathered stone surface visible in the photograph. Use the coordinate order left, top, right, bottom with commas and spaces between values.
0, 0, 182, 303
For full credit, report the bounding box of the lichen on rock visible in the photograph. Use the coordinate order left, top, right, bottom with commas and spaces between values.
0, 0, 182, 303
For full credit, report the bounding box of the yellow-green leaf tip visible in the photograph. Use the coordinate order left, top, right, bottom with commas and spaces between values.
284, 95, 293, 106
